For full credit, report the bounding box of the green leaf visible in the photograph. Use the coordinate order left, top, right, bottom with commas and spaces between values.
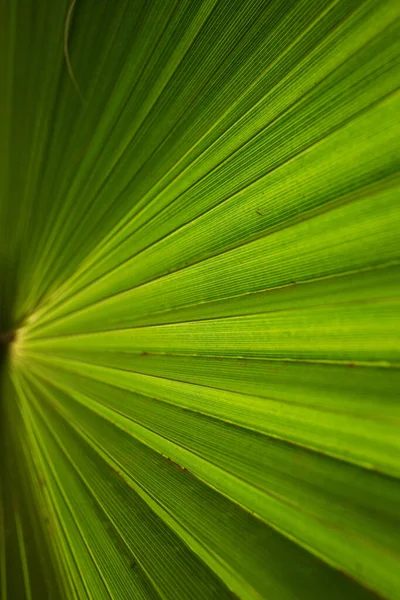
1, 0, 400, 598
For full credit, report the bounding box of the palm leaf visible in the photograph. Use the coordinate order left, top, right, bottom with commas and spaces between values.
1, 0, 400, 598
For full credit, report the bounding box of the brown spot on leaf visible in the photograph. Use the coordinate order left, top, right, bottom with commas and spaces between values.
0, 330, 16, 345
165, 456, 192, 475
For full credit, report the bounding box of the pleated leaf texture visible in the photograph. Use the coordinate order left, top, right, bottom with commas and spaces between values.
1, 0, 400, 598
